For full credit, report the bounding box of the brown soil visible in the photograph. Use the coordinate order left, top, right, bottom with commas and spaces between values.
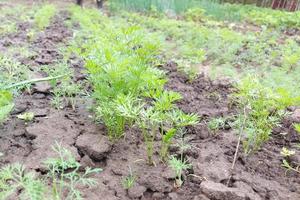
0, 5, 300, 200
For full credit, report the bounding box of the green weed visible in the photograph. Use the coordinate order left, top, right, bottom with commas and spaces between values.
294, 124, 300, 134
0, 142, 101, 200
42, 64, 82, 110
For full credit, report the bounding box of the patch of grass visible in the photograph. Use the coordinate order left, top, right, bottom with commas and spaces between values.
34, 4, 56, 30
0, 56, 30, 92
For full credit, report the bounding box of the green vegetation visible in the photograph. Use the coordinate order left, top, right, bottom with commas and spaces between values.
169, 155, 192, 187
0, 91, 14, 123
207, 117, 227, 134
0, 142, 101, 199
121, 167, 136, 189
34, 4, 56, 30
232, 77, 298, 153
42, 64, 82, 110
0, 164, 45, 200
294, 123, 300, 134
111, 0, 300, 28
69, 6, 199, 164
44, 142, 101, 200
1, 1, 300, 198
281, 147, 300, 174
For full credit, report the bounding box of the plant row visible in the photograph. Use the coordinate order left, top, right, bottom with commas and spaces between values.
69, 6, 199, 169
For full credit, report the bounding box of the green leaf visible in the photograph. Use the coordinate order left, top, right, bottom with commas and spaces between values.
162, 128, 176, 143
0, 90, 14, 123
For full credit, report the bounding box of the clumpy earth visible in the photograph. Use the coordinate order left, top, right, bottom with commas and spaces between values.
0, 4, 300, 200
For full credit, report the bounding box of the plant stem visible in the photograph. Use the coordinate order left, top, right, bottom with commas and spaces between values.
3, 74, 69, 90
227, 107, 246, 186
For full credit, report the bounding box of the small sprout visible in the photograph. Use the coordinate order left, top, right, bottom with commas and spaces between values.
160, 128, 177, 161
17, 112, 34, 122
282, 159, 300, 174
294, 123, 300, 134
207, 117, 226, 133
168, 155, 191, 188
121, 167, 136, 190
280, 147, 295, 157
0, 90, 14, 123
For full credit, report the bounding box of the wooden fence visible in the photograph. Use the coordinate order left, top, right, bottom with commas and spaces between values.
222, 0, 300, 11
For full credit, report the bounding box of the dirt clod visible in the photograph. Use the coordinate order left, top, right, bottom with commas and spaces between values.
76, 133, 112, 162
128, 185, 147, 199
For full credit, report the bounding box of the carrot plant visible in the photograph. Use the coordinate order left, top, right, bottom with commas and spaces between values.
0, 164, 45, 200
232, 77, 300, 153
168, 155, 191, 188
160, 109, 199, 160
137, 107, 162, 165
44, 142, 102, 200
69, 6, 199, 163
0, 142, 101, 200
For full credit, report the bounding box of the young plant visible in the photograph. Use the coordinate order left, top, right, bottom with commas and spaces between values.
42, 64, 81, 110
232, 77, 293, 154
0, 90, 14, 123
160, 109, 199, 161
160, 128, 177, 161
168, 155, 191, 188
0, 164, 45, 200
121, 167, 136, 190
281, 147, 299, 174
207, 117, 227, 134
137, 107, 162, 165
44, 142, 102, 200
294, 123, 300, 134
